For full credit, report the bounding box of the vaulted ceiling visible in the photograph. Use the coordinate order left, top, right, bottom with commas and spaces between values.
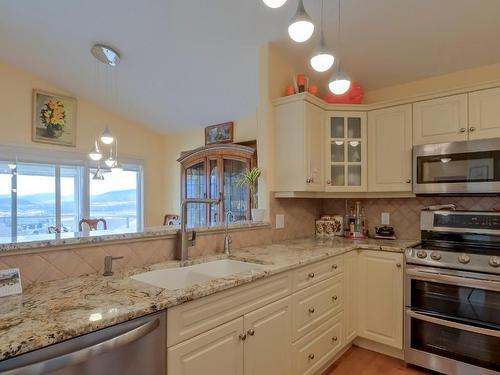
1, 0, 500, 133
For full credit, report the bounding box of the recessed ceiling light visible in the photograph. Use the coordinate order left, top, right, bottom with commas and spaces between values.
91, 44, 121, 66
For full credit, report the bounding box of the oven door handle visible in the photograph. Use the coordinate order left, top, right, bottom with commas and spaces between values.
406, 310, 500, 338
406, 268, 500, 292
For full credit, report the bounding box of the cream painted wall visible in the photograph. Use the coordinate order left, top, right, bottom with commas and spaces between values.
364, 62, 500, 103
163, 42, 295, 218
163, 115, 257, 214
0, 61, 166, 227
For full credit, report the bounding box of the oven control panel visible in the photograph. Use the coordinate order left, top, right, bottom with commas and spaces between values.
405, 247, 500, 275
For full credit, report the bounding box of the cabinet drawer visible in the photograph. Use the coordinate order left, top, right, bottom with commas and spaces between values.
293, 256, 343, 291
292, 274, 343, 341
293, 312, 343, 375
167, 272, 292, 347
167, 317, 244, 375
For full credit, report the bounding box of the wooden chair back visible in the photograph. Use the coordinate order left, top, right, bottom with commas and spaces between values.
79, 218, 108, 231
163, 214, 180, 226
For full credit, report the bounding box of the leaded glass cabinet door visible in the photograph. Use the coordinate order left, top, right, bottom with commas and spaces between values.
325, 111, 367, 192
184, 159, 207, 227
222, 157, 250, 222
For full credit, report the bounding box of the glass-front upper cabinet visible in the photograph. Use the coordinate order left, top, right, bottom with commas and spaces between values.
325, 111, 367, 192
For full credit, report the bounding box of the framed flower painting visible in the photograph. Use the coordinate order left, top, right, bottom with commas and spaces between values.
32, 89, 77, 147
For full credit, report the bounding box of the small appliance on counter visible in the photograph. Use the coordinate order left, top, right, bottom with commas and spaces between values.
374, 225, 396, 240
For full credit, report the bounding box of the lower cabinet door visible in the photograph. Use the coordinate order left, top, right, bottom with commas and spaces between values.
343, 251, 358, 343
167, 317, 244, 375
243, 297, 292, 375
358, 250, 404, 349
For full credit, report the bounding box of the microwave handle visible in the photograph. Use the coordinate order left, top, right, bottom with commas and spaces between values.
2, 318, 160, 375
406, 268, 500, 292
406, 310, 500, 338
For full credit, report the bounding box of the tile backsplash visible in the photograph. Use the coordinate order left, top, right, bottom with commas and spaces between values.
322, 196, 500, 240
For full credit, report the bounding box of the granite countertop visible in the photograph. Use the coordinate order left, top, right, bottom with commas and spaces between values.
0, 221, 269, 253
0, 237, 418, 362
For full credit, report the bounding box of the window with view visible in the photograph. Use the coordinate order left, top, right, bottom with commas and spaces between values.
0, 159, 143, 238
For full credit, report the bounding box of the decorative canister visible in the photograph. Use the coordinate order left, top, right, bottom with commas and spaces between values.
315, 219, 325, 238
332, 215, 344, 236
324, 220, 335, 237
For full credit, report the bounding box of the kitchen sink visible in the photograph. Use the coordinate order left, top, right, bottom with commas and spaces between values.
131, 259, 265, 290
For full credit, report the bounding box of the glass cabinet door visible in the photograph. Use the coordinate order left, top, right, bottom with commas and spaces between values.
326, 112, 367, 191
185, 161, 207, 227
223, 158, 249, 222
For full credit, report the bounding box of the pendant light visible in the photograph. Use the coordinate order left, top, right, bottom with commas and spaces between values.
328, 0, 351, 95
100, 127, 114, 145
89, 139, 103, 161
329, 63, 351, 95
288, 0, 314, 43
92, 164, 105, 180
310, 0, 334, 72
262, 0, 287, 8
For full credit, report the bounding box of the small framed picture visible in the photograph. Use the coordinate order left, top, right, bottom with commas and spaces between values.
32, 89, 77, 147
0, 268, 22, 297
205, 122, 234, 145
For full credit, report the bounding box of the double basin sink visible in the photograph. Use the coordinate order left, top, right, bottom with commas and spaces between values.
131, 259, 265, 290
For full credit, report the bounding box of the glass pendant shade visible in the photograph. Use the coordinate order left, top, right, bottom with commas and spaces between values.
100, 127, 114, 144
89, 141, 102, 161
328, 63, 351, 95
262, 0, 287, 8
310, 33, 334, 72
92, 168, 104, 180
105, 157, 116, 168
288, 0, 314, 43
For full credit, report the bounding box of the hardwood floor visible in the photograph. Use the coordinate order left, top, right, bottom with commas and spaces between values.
326, 347, 433, 375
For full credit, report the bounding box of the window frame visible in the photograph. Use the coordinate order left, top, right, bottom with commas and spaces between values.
0, 145, 144, 236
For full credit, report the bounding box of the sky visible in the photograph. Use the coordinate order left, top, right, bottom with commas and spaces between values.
0, 168, 136, 196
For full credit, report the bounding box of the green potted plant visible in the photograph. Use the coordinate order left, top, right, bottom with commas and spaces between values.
237, 167, 265, 222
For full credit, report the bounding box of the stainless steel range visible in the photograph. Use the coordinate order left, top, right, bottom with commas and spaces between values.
405, 210, 500, 375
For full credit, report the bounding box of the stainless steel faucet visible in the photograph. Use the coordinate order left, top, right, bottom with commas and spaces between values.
103, 255, 124, 276
179, 194, 222, 262
224, 211, 234, 256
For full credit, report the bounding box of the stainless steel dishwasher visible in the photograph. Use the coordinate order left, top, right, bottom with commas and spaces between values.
0, 312, 165, 375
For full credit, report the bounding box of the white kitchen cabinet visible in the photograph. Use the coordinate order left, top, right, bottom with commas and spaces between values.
368, 105, 413, 192
244, 297, 292, 375
413, 94, 468, 145
275, 100, 324, 191
469, 87, 500, 140
325, 111, 367, 192
343, 250, 358, 343
357, 250, 404, 349
167, 318, 244, 375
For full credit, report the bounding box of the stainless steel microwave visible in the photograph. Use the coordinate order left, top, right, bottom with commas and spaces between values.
413, 138, 500, 194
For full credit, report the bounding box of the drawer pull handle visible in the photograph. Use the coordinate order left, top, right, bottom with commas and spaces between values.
396, 263, 402, 268
308, 353, 315, 360
332, 336, 338, 342
459, 127, 466, 133
239, 333, 247, 341
308, 272, 315, 278
331, 264, 338, 270
308, 307, 315, 314
332, 295, 338, 301
247, 329, 255, 336
469, 126, 476, 132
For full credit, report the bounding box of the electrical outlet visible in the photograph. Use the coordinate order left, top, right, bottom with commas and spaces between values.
275, 214, 285, 229
381, 212, 390, 226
